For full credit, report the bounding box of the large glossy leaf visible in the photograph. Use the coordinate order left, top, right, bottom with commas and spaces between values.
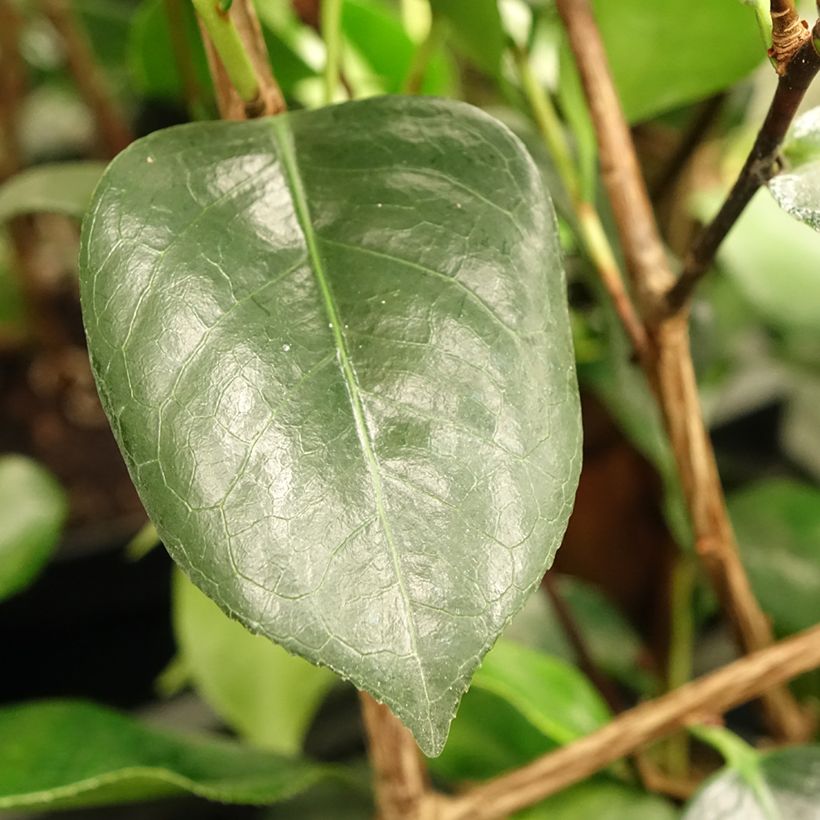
560, 0, 763, 123
684, 740, 820, 820
0, 162, 105, 224
173, 569, 336, 754
0, 700, 334, 810
770, 106, 820, 231
0, 455, 67, 601
729, 480, 820, 635
431, 640, 609, 780
79, 96, 582, 756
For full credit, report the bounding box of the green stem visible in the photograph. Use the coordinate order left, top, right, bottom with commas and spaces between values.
322, 0, 343, 105
664, 554, 697, 778
513, 43, 650, 361
512, 43, 581, 202
191, 0, 258, 103
403, 17, 444, 95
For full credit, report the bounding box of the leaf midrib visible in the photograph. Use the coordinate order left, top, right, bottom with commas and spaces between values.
269, 118, 431, 719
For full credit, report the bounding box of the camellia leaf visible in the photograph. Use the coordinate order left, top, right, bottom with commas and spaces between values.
173, 569, 337, 754
729, 480, 820, 635
684, 738, 820, 820
0, 455, 67, 601
770, 106, 820, 231
79, 96, 582, 756
431, 640, 609, 780
560, 0, 763, 123
0, 700, 335, 811
0, 162, 106, 224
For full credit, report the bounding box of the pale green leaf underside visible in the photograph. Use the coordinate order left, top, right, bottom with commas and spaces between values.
771, 107, 820, 232
683, 745, 820, 819
0, 700, 332, 810
79, 96, 581, 755
0, 162, 106, 224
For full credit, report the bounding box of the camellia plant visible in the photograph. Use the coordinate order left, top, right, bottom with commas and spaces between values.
0, 0, 819, 818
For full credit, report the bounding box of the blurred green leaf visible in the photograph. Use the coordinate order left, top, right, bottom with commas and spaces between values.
431, 640, 610, 780
0, 700, 335, 811
127, 0, 212, 105
262, 776, 373, 819
429, 0, 505, 77
516, 778, 679, 819
729, 479, 820, 635
173, 570, 336, 755
703, 187, 820, 332
0, 455, 67, 602
684, 743, 820, 819
560, 0, 763, 123
343, 0, 455, 95
0, 162, 105, 224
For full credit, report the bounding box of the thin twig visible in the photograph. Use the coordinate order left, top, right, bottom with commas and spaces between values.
359, 693, 437, 820
667, 15, 820, 310
198, 0, 285, 119
41, 0, 132, 157
554, 0, 810, 741
440, 624, 820, 820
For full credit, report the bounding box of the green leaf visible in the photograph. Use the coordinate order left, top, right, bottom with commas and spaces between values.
429, 0, 506, 77
0, 700, 334, 811
684, 744, 820, 819
504, 577, 658, 695
771, 107, 820, 231
560, 0, 764, 123
79, 96, 582, 756
697, 187, 820, 333
0, 162, 106, 224
173, 569, 336, 754
127, 0, 213, 105
342, 0, 455, 96
0, 455, 67, 601
432, 640, 609, 780
729, 480, 820, 635
517, 778, 679, 819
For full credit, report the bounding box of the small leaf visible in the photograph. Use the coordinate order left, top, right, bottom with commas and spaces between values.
729, 480, 820, 635
684, 744, 820, 820
0, 700, 334, 810
0, 455, 67, 602
79, 96, 582, 756
173, 569, 336, 754
560, 0, 764, 123
431, 640, 609, 780
0, 162, 106, 224
517, 778, 678, 820
770, 106, 820, 231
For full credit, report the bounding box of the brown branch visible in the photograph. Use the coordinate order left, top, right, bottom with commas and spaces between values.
668, 17, 820, 311
198, 0, 285, 120
42, 0, 132, 157
554, 0, 810, 741
440, 623, 820, 820
359, 693, 437, 820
